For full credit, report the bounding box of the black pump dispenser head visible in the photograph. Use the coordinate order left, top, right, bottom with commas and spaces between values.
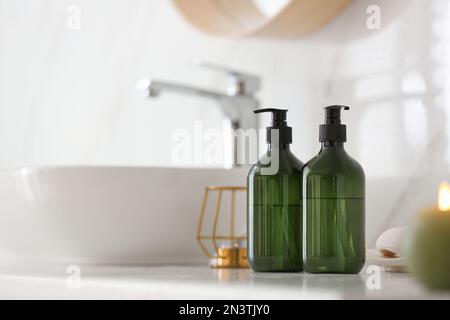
319, 105, 350, 142
254, 108, 292, 144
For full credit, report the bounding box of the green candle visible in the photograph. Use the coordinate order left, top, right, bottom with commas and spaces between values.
406, 182, 450, 290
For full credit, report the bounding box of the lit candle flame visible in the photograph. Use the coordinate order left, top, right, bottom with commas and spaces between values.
438, 181, 450, 211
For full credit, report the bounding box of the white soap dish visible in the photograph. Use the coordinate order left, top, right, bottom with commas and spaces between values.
366, 227, 408, 272
365, 227, 409, 272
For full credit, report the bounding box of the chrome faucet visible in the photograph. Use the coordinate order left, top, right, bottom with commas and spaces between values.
137, 60, 260, 132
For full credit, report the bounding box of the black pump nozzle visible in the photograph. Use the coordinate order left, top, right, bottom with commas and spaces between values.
254, 108, 287, 125
320, 105, 350, 142
324, 105, 350, 125
254, 108, 292, 144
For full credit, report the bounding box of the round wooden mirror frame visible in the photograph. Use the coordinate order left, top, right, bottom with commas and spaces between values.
172, 0, 353, 38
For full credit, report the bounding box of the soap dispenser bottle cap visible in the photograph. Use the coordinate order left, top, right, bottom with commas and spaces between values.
254, 108, 292, 144
319, 105, 350, 142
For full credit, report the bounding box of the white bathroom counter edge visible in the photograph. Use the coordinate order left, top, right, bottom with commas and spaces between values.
0, 263, 448, 300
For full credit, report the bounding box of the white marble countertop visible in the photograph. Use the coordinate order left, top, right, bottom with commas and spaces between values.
0, 262, 449, 300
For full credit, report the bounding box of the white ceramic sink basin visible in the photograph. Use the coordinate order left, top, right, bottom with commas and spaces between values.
0, 166, 247, 265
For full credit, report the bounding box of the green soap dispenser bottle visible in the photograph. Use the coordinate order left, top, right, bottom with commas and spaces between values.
247, 108, 303, 272
303, 105, 365, 274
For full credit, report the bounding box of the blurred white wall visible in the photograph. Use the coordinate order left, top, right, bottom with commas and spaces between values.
0, 0, 449, 243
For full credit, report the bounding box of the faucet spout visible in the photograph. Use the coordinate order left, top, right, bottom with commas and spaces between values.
137, 78, 252, 125
140, 79, 224, 100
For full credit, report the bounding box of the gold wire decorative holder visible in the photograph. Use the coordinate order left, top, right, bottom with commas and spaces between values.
196, 186, 248, 268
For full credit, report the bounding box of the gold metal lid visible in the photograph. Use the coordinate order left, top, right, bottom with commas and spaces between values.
211, 246, 248, 269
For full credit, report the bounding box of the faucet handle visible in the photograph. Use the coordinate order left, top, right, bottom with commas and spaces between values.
193, 59, 260, 96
